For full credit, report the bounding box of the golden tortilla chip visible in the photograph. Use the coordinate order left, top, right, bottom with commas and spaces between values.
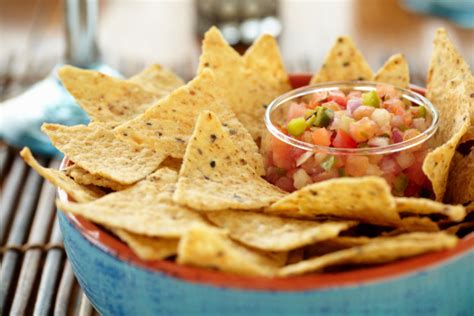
198, 27, 291, 140
304, 236, 374, 258
373, 54, 410, 88
177, 225, 282, 277
268, 176, 399, 226
446, 148, 474, 206
115, 69, 264, 175
65, 165, 129, 191
278, 232, 457, 276
159, 157, 182, 172
111, 228, 178, 260
56, 168, 208, 237
42, 123, 165, 185
20, 147, 103, 203
206, 210, 354, 251
310, 36, 373, 84
384, 217, 439, 236
395, 197, 466, 222
460, 126, 474, 144
58, 66, 158, 124
129, 64, 184, 96
173, 111, 286, 211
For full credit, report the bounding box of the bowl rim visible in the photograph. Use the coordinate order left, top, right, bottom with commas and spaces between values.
57, 73, 474, 292
264, 81, 439, 155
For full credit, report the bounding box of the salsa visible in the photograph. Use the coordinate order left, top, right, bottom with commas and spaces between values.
264, 85, 433, 196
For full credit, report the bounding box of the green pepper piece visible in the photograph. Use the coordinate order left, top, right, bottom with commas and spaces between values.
417, 105, 427, 118
314, 107, 334, 127
288, 117, 307, 137
394, 174, 408, 195
362, 91, 381, 108
321, 155, 336, 171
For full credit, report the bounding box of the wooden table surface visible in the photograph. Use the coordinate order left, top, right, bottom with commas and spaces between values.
0, 0, 473, 315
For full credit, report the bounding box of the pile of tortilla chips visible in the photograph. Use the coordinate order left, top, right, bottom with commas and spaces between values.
21, 27, 472, 277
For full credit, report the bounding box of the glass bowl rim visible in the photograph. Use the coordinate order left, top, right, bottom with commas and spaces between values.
264, 81, 439, 155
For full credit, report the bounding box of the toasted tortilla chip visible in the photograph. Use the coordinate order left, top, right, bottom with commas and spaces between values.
115, 69, 264, 175
395, 197, 466, 222
384, 217, 439, 236
446, 148, 474, 206
159, 157, 182, 172
444, 221, 474, 235
305, 236, 374, 258
173, 111, 286, 211
198, 27, 291, 140
279, 232, 457, 276
59, 66, 158, 124
20, 147, 103, 203
65, 165, 129, 191
268, 176, 399, 226
177, 226, 281, 277
42, 123, 165, 185
56, 168, 207, 237
129, 64, 184, 96
373, 54, 410, 88
206, 210, 354, 251
310, 36, 373, 84
111, 228, 178, 260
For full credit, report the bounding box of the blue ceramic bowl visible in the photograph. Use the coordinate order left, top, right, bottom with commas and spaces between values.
57, 75, 474, 316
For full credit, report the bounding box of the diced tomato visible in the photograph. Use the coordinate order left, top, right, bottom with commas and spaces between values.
291, 147, 306, 160
327, 91, 347, 107
332, 129, 357, 148
265, 166, 282, 184
404, 181, 420, 197
275, 176, 295, 192
311, 169, 339, 182
405, 160, 428, 186
348, 118, 378, 143
300, 155, 322, 175
311, 128, 332, 147
287, 102, 307, 121
271, 136, 295, 170
345, 155, 369, 177
380, 157, 402, 175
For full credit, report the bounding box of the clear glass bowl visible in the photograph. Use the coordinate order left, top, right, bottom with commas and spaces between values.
262, 81, 439, 197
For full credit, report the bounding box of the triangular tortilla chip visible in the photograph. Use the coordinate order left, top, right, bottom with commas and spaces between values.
373, 54, 410, 88
111, 228, 178, 260
446, 148, 474, 206
65, 165, 129, 191
173, 111, 286, 211
129, 64, 184, 96
42, 123, 165, 185
177, 225, 282, 277
268, 176, 400, 226
395, 197, 466, 222
206, 210, 354, 251
115, 69, 264, 175
20, 147, 103, 203
198, 27, 291, 140
278, 232, 457, 276
56, 168, 208, 237
310, 36, 373, 84
384, 217, 439, 236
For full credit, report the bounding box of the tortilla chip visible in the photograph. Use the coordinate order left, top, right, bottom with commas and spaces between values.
58, 66, 158, 124
111, 228, 178, 260
310, 36, 373, 84
65, 165, 129, 191
446, 148, 474, 206
20, 147, 103, 203
115, 69, 264, 175
286, 249, 305, 264
206, 210, 354, 251
173, 111, 286, 211
384, 217, 439, 236
373, 54, 410, 88
177, 225, 281, 277
129, 64, 184, 96
395, 197, 466, 222
460, 126, 474, 144
56, 168, 208, 237
198, 27, 291, 140
444, 221, 474, 235
268, 176, 399, 226
159, 157, 182, 172
278, 232, 457, 276
42, 123, 165, 185
304, 236, 375, 258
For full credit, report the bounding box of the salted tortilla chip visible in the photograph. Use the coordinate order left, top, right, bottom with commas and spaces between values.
268, 176, 399, 226
278, 232, 457, 276
198, 27, 291, 140
173, 111, 286, 211
446, 149, 474, 206
59, 66, 158, 124
115, 69, 264, 175
20, 147, 103, 203
310, 36, 373, 84
177, 225, 281, 277
395, 197, 466, 222
129, 64, 184, 96
111, 228, 178, 260
373, 54, 410, 88
65, 165, 129, 191
42, 123, 165, 185
56, 168, 208, 237
206, 210, 354, 251
384, 217, 439, 236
